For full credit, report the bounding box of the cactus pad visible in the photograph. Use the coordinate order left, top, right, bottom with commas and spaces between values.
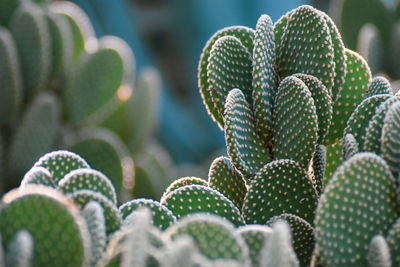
161, 184, 245, 226
20, 166, 55, 188
387, 217, 400, 266
58, 168, 117, 204
242, 159, 318, 225
161, 177, 207, 203
312, 144, 326, 195
119, 198, 176, 230
381, 101, 400, 175
272, 76, 318, 168
208, 156, 247, 208
315, 152, 398, 266
343, 133, 359, 160
166, 214, 250, 262
367, 235, 391, 267
0, 186, 89, 267
224, 89, 270, 180
367, 76, 393, 97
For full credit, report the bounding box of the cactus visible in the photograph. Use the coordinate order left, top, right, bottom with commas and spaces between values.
5, 230, 34, 267
367, 235, 392, 267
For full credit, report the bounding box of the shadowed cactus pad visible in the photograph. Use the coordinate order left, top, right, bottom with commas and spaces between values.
166, 214, 250, 263
316, 152, 398, 266
242, 159, 318, 225
161, 184, 245, 226
272, 76, 318, 168
367, 76, 393, 97
224, 89, 270, 181
266, 213, 315, 267
58, 168, 117, 204
0, 186, 89, 267
199, 26, 255, 128
119, 198, 176, 230
237, 224, 273, 267
34, 150, 90, 184
381, 101, 400, 175
387, 217, 400, 266
208, 156, 247, 208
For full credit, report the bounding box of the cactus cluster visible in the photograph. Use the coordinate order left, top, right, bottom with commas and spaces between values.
2, 2, 400, 267
340, 0, 400, 80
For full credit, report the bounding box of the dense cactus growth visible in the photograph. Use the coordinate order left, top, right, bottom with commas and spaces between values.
2, 2, 400, 267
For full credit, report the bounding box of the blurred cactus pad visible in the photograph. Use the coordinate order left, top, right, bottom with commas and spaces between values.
2, 2, 400, 267
0, 0, 167, 197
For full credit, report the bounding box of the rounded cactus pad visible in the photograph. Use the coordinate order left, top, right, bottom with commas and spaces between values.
387, 217, 400, 266
224, 89, 270, 181
363, 96, 400, 154
119, 198, 176, 230
34, 150, 90, 184
252, 14, 277, 143
315, 153, 398, 266
0, 26, 21, 126
366, 76, 393, 97
325, 49, 371, 145
275, 5, 334, 91
312, 144, 326, 195
58, 168, 117, 204
272, 76, 318, 168
166, 214, 250, 263
0, 186, 89, 267
208, 36, 253, 106
293, 73, 333, 144
381, 102, 400, 175
10, 3, 50, 101
267, 213, 315, 267
20, 166, 55, 188
160, 176, 207, 202
242, 159, 318, 225
236, 224, 273, 267
198, 26, 254, 128
342, 133, 359, 160
208, 156, 247, 208
161, 184, 245, 226
68, 189, 121, 234
6, 229, 34, 267
344, 94, 391, 148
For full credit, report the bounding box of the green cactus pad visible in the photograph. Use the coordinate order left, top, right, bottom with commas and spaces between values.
343, 133, 359, 160
6, 229, 34, 267
324, 141, 343, 185
387, 217, 400, 266
325, 49, 371, 145
363, 96, 400, 154
58, 168, 117, 204
10, 3, 50, 101
34, 150, 90, 184
237, 224, 273, 267
208, 36, 253, 105
344, 94, 391, 149
242, 159, 318, 225
320, 11, 346, 100
273, 9, 292, 49
166, 214, 250, 262
367, 76, 393, 97
20, 167, 55, 188
293, 74, 333, 144
65, 47, 124, 124
367, 235, 391, 267
161, 184, 245, 226
224, 89, 270, 181
199, 26, 254, 128
312, 144, 326, 195
272, 76, 318, 168
82, 201, 106, 267
315, 152, 398, 266
0, 27, 21, 125
252, 14, 277, 142
208, 156, 247, 208
0, 186, 89, 267
68, 189, 121, 234
259, 220, 300, 267
267, 213, 315, 267
50, 1, 95, 60
381, 101, 400, 175
8, 93, 60, 183
276, 5, 334, 91
119, 198, 176, 230
161, 177, 207, 203
66, 129, 132, 198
